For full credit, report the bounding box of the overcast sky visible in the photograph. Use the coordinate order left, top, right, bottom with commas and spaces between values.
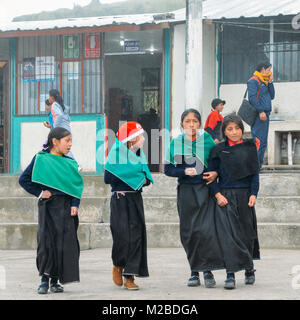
0, 0, 127, 23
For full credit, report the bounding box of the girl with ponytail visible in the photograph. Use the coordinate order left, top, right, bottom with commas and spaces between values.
19, 127, 84, 295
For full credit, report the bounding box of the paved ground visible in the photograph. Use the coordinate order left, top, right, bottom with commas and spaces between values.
0, 248, 299, 300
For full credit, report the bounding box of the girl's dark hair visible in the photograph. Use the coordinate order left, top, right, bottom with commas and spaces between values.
256, 61, 272, 72
49, 89, 65, 111
181, 108, 202, 126
43, 127, 71, 152
221, 114, 244, 140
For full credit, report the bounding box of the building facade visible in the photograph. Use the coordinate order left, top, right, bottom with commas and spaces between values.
0, 1, 300, 175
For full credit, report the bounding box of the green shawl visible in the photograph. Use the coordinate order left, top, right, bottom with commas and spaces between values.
166, 131, 216, 167
104, 138, 153, 191
32, 151, 84, 199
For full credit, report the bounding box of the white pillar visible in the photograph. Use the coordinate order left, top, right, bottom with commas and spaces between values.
287, 132, 293, 165
185, 0, 203, 113
270, 19, 274, 67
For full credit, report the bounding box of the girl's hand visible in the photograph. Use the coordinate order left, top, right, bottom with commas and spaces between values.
41, 190, 52, 199
71, 207, 79, 216
248, 195, 257, 207
203, 171, 218, 185
185, 168, 197, 177
215, 193, 228, 207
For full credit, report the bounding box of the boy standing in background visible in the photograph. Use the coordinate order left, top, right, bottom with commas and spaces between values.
204, 98, 225, 143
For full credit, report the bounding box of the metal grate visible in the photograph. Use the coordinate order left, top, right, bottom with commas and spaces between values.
16, 33, 104, 115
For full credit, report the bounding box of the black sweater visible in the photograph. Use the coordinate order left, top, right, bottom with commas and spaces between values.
164, 155, 211, 185
208, 140, 260, 196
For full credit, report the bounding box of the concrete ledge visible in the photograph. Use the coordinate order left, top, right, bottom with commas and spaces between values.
2, 173, 300, 198
2, 196, 300, 224
0, 222, 299, 250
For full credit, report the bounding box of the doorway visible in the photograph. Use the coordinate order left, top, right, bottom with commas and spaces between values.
0, 61, 9, 173
104, 29, 163, 172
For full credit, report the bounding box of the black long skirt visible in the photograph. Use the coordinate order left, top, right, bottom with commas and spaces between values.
214, 188, 260, 273
177, 183, 225, 272
37, 195, 80, 284
110, 192, 149, 277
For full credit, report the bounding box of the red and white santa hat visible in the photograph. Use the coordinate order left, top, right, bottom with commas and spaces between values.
117, 121, 144, 143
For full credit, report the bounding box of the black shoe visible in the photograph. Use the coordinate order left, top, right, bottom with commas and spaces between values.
245, 269, 256, 285
50, 283, 64, 293
38, 282, 49, 294
187, 275, 201, 287
203, 271, 216, 288
224, 273, 236, 290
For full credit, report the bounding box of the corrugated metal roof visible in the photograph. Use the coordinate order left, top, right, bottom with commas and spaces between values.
0, 0, 299, 33
0, 11, 184, 33
202, 0, 300, 19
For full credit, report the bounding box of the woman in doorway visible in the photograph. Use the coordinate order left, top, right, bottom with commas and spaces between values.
208, 114, 260, 289
164, 109, 224, 288
19, 127, 84, 294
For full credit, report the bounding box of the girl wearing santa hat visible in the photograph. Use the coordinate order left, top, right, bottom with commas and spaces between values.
104, 121, 153, 290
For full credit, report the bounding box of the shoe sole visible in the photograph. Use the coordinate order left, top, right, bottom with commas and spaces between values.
37, 291, 48, 294
50, 289, 64, 293
124, 287, 139, 290
187, 280, 201, 287
224, 284, 236, 290
205, 281, 216, 288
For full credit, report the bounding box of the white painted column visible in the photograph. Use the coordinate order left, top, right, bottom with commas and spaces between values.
270, 19, 274, 66
185, 0, 203, 113
287, 132, 293, 165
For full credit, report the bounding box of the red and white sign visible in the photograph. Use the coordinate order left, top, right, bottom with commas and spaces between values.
85, 35, 101, 58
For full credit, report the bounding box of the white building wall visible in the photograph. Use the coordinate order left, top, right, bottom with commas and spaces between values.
20, 121, 97, 172
171, 23, 217, 134
220, 82, 300, 130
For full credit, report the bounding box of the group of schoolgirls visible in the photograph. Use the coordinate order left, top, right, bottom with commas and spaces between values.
19, 90, 260, 294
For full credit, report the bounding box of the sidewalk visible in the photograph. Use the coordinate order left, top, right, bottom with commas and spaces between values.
0, 248, 299, 300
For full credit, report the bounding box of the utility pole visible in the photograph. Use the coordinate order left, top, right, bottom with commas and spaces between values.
185, 0, 203, 113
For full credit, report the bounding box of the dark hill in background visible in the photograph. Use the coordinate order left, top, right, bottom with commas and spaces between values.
13, 0, 186, 22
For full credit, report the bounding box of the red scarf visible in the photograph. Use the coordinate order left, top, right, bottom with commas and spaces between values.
228, 139, 243, 146
228, 138, 260, 150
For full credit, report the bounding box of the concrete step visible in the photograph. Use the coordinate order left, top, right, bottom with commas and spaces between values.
0, 222, 299, 250
1, 195, 300, 224
2, 172, 300, 198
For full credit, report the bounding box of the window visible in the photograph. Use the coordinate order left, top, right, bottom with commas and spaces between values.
221, 20, 300, 84
141, 68, 160, 112
16, 33, 103, 115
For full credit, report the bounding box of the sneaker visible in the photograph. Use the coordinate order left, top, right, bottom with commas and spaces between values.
50, 283, 64, 293
245, 269, 256, 285
112, 266, 123, 286
37, 282, 49, 294
204, 271, 216, 288
187, 275, 201, 287
124, 276, 139, 290
224, 273, 236, 290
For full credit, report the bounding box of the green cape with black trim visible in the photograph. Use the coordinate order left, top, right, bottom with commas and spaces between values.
104, 138, 153, 191
165, 131, 216, 167
32, 151, 84, 199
